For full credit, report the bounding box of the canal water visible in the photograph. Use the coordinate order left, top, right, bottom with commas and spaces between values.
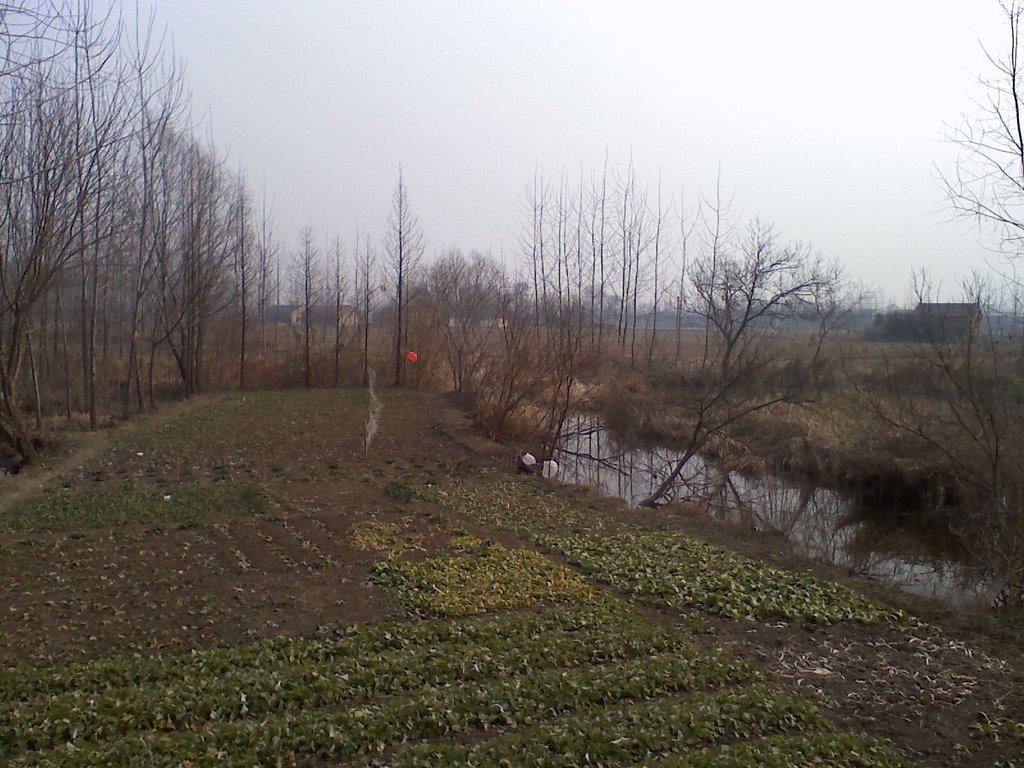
554, 417, 989, 607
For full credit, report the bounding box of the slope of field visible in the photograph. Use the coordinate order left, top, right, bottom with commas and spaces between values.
0, 389, 1020, 767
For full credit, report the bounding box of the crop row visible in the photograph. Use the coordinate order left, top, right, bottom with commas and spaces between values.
348, 519, 424, 560
10, 644, 751, 766
431, 478, 904, 624
424, 477, 610, 536
370, 538, 599, 616
278, 518, 336, 567
541, 530, 905, 624
1, 605, 701, 753
250, 524, 298, 568
388, 684, 901, 768
1, 603, 635, 703
1, 605, 705, 746
212, 522, 253, 571
646, 732, 912, 768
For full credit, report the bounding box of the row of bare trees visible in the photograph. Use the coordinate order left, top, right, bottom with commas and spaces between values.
0, 2, 283, 462
0, 1, 450, 469
0, 1, 844, 475
519, 161, 676, 366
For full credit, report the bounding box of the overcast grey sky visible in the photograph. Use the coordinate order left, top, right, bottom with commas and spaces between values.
150, 1, 1009, 303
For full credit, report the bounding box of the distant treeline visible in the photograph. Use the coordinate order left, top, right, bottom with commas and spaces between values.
869, 303, 983, 342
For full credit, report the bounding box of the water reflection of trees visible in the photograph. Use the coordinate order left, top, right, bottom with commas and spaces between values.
555, 417, 986, 606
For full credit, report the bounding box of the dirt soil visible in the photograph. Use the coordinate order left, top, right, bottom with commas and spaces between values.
0, 390, 506, 664
1, 388, 1022, 767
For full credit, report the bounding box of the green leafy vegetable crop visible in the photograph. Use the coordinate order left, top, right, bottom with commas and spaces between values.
370, 538, 599, 616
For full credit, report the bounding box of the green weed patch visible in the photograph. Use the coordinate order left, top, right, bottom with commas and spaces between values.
432, 478, 902, 624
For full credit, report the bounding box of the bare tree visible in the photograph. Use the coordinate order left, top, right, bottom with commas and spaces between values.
428, 249, 500, 395
521, 166, 550, 320
329, 235, 346, 387
1, 2, 77, 82
673, 185, 698, 369
472, 278, 540, 441
646, 175, 670, 366
74, 1, 132, 429
384, 165, 424, 386
355, 230, 379, 388
942, 1, 1024, 254
233, 172, 253, 389
123, 9, 184, 414
296, 226, 318, 388
640, 201, 842, 507
0, 2, 127, 457
148, 137, 236, 398
590, 156, 610, 351
255, 183, 277, 351
934, 1, 1024, 599
0, 1, 271, 463
858, 272, 1024, 599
